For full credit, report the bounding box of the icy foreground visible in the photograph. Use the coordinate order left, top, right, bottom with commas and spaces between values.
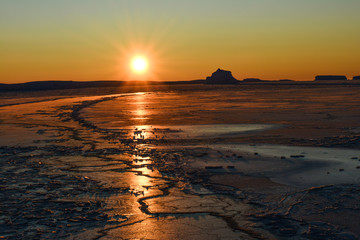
1, 84, 360, 239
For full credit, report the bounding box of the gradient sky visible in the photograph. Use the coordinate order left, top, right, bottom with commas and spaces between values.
1, 0, 359, 83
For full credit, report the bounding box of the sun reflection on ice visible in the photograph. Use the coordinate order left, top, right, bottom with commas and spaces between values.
129, 168, 153, 196
133, 125, 154, 140
131, 93, 149, 121
129, 154, 162, 197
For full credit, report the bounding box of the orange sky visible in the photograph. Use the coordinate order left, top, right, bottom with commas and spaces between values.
1, 0, 360, 83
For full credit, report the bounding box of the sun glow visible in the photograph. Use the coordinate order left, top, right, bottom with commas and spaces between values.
115, 40, 168, 80
131, 56, 148, 74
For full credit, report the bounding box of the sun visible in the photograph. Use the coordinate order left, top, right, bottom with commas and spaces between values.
131, 56, 148, 74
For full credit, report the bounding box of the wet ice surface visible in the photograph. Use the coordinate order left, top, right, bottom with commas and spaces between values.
211, 144, 360, 187
1, 85, 360, 239
108, 124, 280, 140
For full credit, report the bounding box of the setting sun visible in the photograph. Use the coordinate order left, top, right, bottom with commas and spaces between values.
131, 56, 148, 74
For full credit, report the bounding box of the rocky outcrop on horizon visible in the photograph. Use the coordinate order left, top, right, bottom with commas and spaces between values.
353, 76, 360, 80
315, 75, 347, 81
205, 69, 238, 84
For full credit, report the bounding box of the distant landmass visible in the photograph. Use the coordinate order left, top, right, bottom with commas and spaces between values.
243, 78, 263, 83
0, 80, 205, 92
315, 75, 347, 81
205, 69, 239, 84
2, 71, 360, 92
278, 79, 294, 82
